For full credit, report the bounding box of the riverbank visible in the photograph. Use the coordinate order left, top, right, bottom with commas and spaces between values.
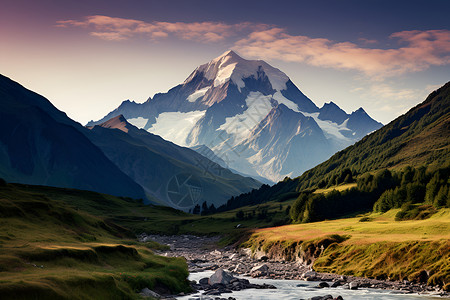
141, 234, 449, 298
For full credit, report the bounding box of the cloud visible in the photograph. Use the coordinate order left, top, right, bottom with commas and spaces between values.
350, 87, 364, 93
90, 32, 128, 41
234, 29, 450, 78
56, 15, 264, 43
57, 16, 450, 78
351, 83, 433, 121
369, 83, 419, 100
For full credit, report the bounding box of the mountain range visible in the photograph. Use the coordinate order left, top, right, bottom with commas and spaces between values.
88, 50, 382, 182
219, 81, 450, 210
86, 115, 261, 209
0, 74, 146, 200
0, 74, 260, 209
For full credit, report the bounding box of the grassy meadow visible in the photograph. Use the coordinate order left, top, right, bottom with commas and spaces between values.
10, 183, 295, 236
243, 209, 450, 290
1, 180, 449, 296
0, 183, 189, 299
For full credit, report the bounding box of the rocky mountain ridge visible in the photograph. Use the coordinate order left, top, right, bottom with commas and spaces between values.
88, 51, 382, 182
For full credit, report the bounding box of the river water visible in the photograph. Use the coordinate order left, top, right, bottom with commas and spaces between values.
178, 271, 442, 300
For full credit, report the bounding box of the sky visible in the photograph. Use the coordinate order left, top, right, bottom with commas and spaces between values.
1, 0, 449, 125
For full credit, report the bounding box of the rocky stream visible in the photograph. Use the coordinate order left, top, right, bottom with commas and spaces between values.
137, 234, 449, 300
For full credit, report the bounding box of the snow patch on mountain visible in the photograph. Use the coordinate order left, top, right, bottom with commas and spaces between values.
247, 149, 264, 165
188, 50, 289, 92
260, 156, 290, 181
148, 110, 206, 146
302, 112, 351, 141
218, 92, 274, 144
273, 91, 299, 112
187, 87, 209, 102
214, 60, 237, 87
128, 117, 149, 128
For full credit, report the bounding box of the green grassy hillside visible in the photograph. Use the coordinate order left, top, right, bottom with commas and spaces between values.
0, 182, 189, 299
4, 182, 293, 238
243, 209, 450, 290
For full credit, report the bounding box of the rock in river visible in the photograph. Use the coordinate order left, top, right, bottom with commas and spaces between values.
209, 268, 235, 285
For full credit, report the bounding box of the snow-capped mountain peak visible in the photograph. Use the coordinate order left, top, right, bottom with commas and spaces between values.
184, 50, 289, 92
88, 51, 382, 182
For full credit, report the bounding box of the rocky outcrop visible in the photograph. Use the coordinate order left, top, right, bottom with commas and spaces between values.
191, 268, 276, 296
139, 288, 161, 298
250, 264, 269, 276
245, 235, 348, 266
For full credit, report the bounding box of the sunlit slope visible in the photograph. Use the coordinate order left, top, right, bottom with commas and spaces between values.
243, 209, 450, 290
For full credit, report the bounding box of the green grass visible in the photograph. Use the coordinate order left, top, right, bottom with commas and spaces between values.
313, 183, 357, 194
3, 183, 294, 237
242, 209, 450, 290
3, 181, 449, 296
0, 183, 190, 299
0, 182, 298, 298
314, 240, 450, 287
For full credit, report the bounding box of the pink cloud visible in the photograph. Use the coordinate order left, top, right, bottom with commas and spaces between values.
57, 16, 450, 78
56, 15, 260, 43
234, 29, 450, 77
90, 32, 128, 41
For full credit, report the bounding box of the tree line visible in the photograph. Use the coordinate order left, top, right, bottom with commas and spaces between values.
289, 166, 449, 223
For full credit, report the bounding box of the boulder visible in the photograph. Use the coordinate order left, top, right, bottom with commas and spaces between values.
331, 280, 342, 287
302, 270, 318, 281
203, 289, 221, 295
250, 264, 269, 276
316, 281, 330, 288
349, 281, 359, 290
208, 268, 235, 285
233, 263, 246, 273
140, 288, 160, 298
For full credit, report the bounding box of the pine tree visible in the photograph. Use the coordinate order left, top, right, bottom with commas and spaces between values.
209, 203, 216, 214
435, 185, 449, 207
192, 204, 200, 215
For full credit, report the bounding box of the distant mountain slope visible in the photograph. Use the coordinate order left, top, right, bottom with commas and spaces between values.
298, 81, 450, 190
220, 82, 450, 209
190, 144, 228, 168
86, 115, 261, 210
88, 50, 381, 182
0, 74, 146, 200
